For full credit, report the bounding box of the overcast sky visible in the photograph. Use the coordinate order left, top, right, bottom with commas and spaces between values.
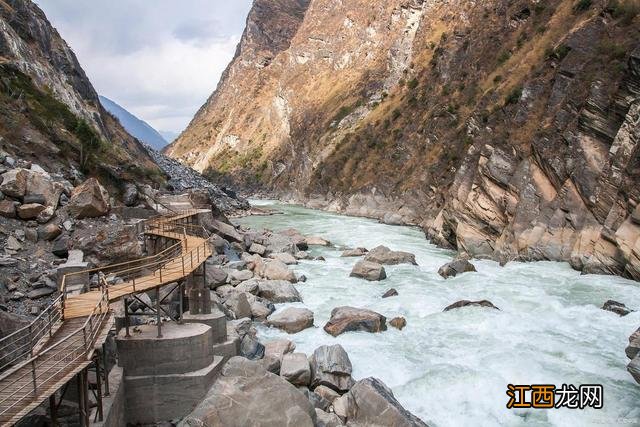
35, 0, 253, 135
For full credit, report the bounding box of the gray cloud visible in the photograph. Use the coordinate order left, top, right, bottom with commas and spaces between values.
34, 0, 253, 133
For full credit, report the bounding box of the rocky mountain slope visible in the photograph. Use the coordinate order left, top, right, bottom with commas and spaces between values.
168, 0, 640, 279
0, 0, 162, 193
99, 95, 168, 150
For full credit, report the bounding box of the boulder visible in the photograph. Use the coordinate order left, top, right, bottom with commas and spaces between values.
341, 247, 368, 257
248, 296, 275, 320
306, 236, 331, 246
309, 344, 354, 393
257, 260, 298, 283
602, 300, 634, 316
315, 409, 344, 427
257, 280, 303, 303
37, 223, 62, 241
390, 317, 407, 330
6, 236, 22, 251
36, 206, 55, 223
265, 233, 298, 255
343, 378, 428, 426
240, 335, 265, 360
306, 391, 330, 411
180, 357, 316, 427
267, 307, 314, 334
270, 252, 298, 265
264, 339, 296, 361
443, 300, 500, 311
225, 292, 252, 319
0, 169, 27, 198
350, 260, 387, 281
382, 288, 398, 298
67, 178, 110, 219
229, 269, 254, 284
235, 280, 259, 295
626, 328, 640, 360
279, 228, 308, 250
209, 219, 243, 243
364, 245, 417, 265
205, 265, 228, 288
249, 242, 267, 256
16, 203, 46, 220
27, 287, 55, 299
314, 385, 340, 404
123, 184, 138, 207
323, 307, 387, 337
0, 200, 16, 218
628, 355, 640, 385
438, 258, 477, 278
280, 353, 311, 386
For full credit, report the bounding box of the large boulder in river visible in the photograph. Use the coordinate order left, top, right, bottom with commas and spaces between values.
602, 300, 634, 316
256, 279, 302, 303
443, 300, 500, 311
180, 357, 316, 426
323, 306, 387, 337
341, 247, 368, 257
626, 328, 640, 360
306, 236, 331, 246
279, 228, 308, 250
256, 260, 297, 283
67, 178, 110, 219
340, 377, 428, 426
350, 260, 386, 281
309, 344, 355, 393
267, 307, 314, 334
438, 258, 476, 278
628, 355, 640, 385
364, 245, 417, 265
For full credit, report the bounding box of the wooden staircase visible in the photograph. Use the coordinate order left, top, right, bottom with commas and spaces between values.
0, 209, 212, 426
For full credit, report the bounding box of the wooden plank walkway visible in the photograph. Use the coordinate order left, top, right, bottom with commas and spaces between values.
0, 209, 211, 426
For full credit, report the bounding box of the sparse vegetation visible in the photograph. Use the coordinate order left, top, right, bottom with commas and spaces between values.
607, 0, 640, 24
504, 87, 523, 106
497, 50, 511, 65
407, 78, 419, 90
574, 0, 593, 12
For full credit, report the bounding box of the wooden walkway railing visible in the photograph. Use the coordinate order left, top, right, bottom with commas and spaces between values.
0, 209, 212, 426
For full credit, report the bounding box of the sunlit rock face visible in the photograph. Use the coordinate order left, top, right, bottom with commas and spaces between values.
168, 0, 640, 279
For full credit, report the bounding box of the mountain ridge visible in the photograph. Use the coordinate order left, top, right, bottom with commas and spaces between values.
99, 95, 168, 150
167, 0, 640, 280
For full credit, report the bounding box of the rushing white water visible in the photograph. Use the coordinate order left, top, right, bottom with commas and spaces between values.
235, 201, 640, 427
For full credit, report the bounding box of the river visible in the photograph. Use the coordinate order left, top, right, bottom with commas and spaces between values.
234, 200, 640, 427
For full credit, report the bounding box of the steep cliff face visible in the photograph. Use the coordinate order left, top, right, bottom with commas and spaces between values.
168, 0, 640, 279
0, 0, 161, 187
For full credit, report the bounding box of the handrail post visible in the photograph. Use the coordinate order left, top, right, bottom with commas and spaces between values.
28, 324, 33, 357
48, 309, 53, 337
159, 266, 163, 283
82, 326, 87, 350
182, 256, 185, 276
31, 359, 37, 396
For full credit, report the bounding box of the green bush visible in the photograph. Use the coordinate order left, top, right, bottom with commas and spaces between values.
407, 78, 419, 89
574, 0, 592, 12
608, 0, 640, 24
504, 87, 523, 106
497, 50, 511, 64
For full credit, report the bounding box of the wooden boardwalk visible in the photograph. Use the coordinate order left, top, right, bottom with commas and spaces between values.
0, 209, 211, 426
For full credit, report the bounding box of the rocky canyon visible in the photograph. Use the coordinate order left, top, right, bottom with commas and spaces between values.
167, 0, 640, 280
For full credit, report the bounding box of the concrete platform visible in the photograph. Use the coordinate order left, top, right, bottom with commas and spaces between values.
116, 322, 213, 376
182, 309, 227, 344
124, 355, 224, 425
212, 336, 240, 362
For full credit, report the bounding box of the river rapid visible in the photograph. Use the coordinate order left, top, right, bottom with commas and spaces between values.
234, 200, 640, 427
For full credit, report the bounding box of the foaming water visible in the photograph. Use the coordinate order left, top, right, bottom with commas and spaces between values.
235, 201, 640, 427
